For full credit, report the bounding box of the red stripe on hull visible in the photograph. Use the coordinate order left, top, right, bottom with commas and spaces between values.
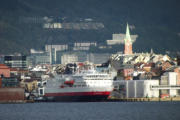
45, 91, 111, 97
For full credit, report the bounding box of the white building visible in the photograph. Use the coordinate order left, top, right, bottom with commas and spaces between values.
114, 72, 180, 98
30, 49, 44, 54
88, 53, 110, 64
114, 80, 159, 98
107, 33, 138, 45
73, 42, 97, 51
43, 23, 62, 29
152, 72, 180, 97
45, 45, 68, 52
61, 54, 78, 65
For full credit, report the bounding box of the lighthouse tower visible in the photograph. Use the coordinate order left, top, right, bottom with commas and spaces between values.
124, 23, 133, 55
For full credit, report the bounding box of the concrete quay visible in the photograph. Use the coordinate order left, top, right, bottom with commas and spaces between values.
108, 97, 180, 102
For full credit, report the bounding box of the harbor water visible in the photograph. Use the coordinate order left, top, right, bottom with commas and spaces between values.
0, 102, 180, 120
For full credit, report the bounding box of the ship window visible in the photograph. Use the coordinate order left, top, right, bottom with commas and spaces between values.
39, 89, 43, 95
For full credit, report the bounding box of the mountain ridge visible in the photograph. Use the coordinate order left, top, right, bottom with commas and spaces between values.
0, 0, 179, 54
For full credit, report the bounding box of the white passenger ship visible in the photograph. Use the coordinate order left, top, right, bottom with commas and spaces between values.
42, 64, 116, 101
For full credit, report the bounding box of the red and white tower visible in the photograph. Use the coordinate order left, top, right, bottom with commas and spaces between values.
124, 23, 133, 55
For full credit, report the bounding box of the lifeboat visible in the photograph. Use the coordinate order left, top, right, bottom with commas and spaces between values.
64, 80, 74, 85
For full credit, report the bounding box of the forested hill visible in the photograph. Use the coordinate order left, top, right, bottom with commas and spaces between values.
0, 0, 180, 54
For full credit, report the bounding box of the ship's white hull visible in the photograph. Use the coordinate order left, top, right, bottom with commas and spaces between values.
43, 67, 115, 101
44, 85, 113, 101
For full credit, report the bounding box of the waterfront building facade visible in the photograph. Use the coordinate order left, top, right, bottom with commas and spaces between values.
61, 54, 78, 65
27, 52, 50, 66
114, 80, 159, 98
0, 64, 10, 77
4, 56, 27, 68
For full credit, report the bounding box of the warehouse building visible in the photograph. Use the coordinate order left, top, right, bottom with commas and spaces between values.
114, 72, 180, 98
